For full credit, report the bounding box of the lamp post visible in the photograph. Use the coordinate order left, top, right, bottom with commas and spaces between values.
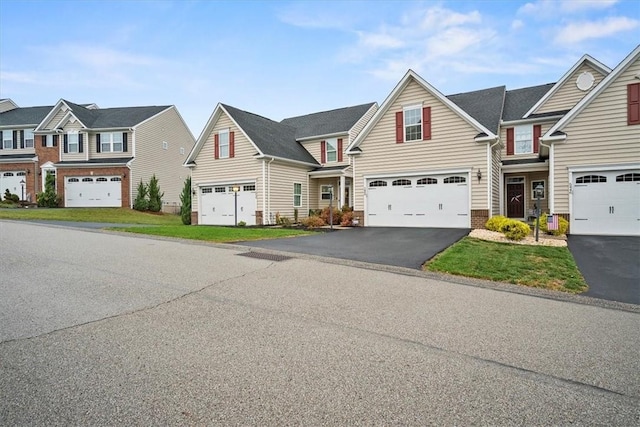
534, 183, 544, 242
328, 186, 334, 230
232, 186, 240, 226
20, 179, 25, 201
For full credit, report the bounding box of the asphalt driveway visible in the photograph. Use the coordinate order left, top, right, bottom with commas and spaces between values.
238, 227, 469, 269
568, 235, 640, 305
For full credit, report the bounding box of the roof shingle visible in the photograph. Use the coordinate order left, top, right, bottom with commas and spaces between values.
281, 103, 376, 139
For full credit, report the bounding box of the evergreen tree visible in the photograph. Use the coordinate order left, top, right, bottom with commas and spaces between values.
36, 171, 60, 207
147, 174, 164, 212
180, 176, 192, 225
133, 180, 149, 211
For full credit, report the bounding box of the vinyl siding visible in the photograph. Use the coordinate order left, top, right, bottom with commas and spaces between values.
349, 103, 378, 141
89, 131, 132, 159
42, 108, 68, 130
553, 58, 640, 213
500, 121, 555, 160
353, 79, 487, 210
190, 111, 261, 212
131, 107, 195, 207
535, 64, 606, 115
59, 122, 87, 162
0, 128, 36, 156
491, 144, 501, 216
267, 161, 309, 221
301, 136, 349, 167
312, 177, 341, 210
0, 100, 17, 113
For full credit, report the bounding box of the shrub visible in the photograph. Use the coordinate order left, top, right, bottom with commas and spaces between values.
301, 216, 325, 229
538, 213, 569, 236
4, 189, 19, 203
36, 172, 60, 207
277, 214, 292, 227
502, 219, 531, 241
340, 211, 354, 226
341, 205, 352, 213
133, 180, 149, 211
320, 207, 342, 225
179, 177, 192, 225
237, 221, 247, 227
485, 215, 509, 232
147, 174, 164, 212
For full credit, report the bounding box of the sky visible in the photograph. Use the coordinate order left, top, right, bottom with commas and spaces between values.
1, 0, 638, 138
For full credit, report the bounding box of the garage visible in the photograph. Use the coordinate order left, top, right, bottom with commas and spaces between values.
200, 183, 257, 225
572, 169, 640, 236
366, 173, 469, 228
65, 176, 122, 207
1, 171, 26, 197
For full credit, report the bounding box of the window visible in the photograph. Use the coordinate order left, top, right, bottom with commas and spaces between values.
404, 106, 422, 142
243, 184, 256, 191
214, 187, 226, 193
96, 177, 108, 182
180, 147, 185, 155
67, 132, 79, 153
81, 177, 93, 182
110, 177, 121, 182
162, 141, 168, 150
531, 180, 545, 199
24, 130, 34, 148
325, 139, 337, 162
67, 177, 79, 183
368, 180, 387, 187
293, 183, 302, 207
218, 130, 229, 158
616, 173, 640, 182
576, 175, 606, 183
100, 132, 123, 153
444, 176, 466, 184
3, 172, 13, 177
392, 179, 411, 186
202, 187, 213, 194
417, 177, 437, 185
45, 135, 54, 147
514, 125, 533, 154
321, 185, 333, 200
3, 130, 13, 149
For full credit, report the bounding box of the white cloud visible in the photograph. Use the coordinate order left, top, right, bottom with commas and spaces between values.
277, 3, 354, 30
555, 16, 639, 44
519, 0, 618, 15
511, 19, 524, 30
357, 30, 404, 49
426, 27, 496, 58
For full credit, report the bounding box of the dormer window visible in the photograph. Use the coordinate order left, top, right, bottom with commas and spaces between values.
514, 125, 533, 154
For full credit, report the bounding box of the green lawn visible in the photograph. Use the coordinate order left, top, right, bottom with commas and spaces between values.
109, 225, 314, 242
425, 237, 587, 293
0, 207, 182, 225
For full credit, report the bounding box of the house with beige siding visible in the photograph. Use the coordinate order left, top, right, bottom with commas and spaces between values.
185, 102, 377, 225
0, 99, 194, 209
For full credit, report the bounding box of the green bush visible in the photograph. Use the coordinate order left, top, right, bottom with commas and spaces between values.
538, 213, 569, 236
4, 189, 19, 203
133, 180, 149, 211
237, 221, 246, 227
502, 219, 531, 241
179, 177, 192, 225
485, 215, 509, 232
36, 172, 60, 207
147, 174, 164, 212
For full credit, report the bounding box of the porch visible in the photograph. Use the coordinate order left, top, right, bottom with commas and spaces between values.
502, 159, 549, 220
308, 165, 352, 211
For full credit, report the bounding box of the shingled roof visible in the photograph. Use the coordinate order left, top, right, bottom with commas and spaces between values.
281, 103, 376, 139
0, 106, 54, 126
502, 83, 555, 121
447, 86, 505, 135
222, 104, 318, 165
63, 100, 170, 128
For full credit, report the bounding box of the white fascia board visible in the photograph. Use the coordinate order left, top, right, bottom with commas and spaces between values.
308, 169, 352, 177
363, 167, 471, 179
501, 163, 549, 173
567, 163, 640, 173
297, 131, 348, 142
524, 54, 613, 118
56, 162, 129, 168
501, 115, 565, 126
474, 135, 499, 143
255, 154, 318, 168
540, 133, 567, 143
34, 99, 67, 132
545, 45, 640, 137
195, 178, 257, 187
0, 124, 39, 130
0, 156, 38, 164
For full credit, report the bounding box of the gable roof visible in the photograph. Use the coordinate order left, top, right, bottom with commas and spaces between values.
502, 83, 556, 122
347, 69, 498, 152
446, 86, 505, 135
0, 105, 54, 127
544, 44, 640, 139
281, 102, 376, 140
524, 54, 611, 118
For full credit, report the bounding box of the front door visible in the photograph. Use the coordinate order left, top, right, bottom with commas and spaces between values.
507, 182, 525, 218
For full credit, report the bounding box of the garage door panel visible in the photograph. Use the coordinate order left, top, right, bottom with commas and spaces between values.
200, 184, 256, 226
1, 171, 26, 197
65, 176, 121, 207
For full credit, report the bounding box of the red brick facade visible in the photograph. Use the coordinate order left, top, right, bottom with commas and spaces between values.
55, 166, 130, 207
471, 209, 489, 229
35, 135, 61, 166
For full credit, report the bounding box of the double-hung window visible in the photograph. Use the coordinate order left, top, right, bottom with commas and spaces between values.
100, 132, 123, 153
404, 106, 422, 142
45, 135, 54, 147
67, 131, 79, 153
24, 130, 34, 148
3, 130, 13, 149
325, 139, 337, 162
514, 125, 533, 154
293, 183, 302, 207
218, 130, 229, 158
321, 185, 332, 200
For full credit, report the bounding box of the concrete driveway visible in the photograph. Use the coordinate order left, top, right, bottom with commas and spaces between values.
238, 227, 470, 269
568, 235, 640, 305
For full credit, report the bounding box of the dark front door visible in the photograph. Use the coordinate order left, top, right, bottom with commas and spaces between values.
507, 183, 525, 218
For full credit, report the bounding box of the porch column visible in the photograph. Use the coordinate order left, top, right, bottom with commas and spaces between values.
339, 175, 345, 208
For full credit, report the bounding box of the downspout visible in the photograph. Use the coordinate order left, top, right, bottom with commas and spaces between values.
539, 139, 554, 213
267, 157, 274, 224
262, 159, 266, 224
351, 155, 356, 210
487, 139, 501, 218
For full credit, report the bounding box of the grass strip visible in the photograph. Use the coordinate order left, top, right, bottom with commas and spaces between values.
109, 225, 313, 243
0, 208, 182, 225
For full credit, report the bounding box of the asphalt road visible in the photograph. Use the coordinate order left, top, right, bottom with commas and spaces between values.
1, 221, 639, 425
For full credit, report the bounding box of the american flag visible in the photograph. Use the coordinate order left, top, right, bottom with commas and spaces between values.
547, 214, 559, 231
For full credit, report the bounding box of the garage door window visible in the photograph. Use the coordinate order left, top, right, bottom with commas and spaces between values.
576, 175, 606, 183
68, 178, 79, 183
417, 178, 437, 185
96, 177, 108, 182
244, 184, 256, 191
202, 187, 212, 194
392, 179, 411, 186
369, 180, 387, 187
215, 187, 225, 193
616, 173, 640, 182
444, 176, 466, 184
111, 177, 121, 182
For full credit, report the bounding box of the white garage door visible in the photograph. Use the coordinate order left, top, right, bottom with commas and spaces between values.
200, 183, 257, 225
572, 170, 640, 236
1, 171, 26, 197
366, 174, 469, 228
65, 176, 122, 207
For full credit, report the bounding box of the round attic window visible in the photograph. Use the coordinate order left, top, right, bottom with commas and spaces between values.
576, 71, 595, 91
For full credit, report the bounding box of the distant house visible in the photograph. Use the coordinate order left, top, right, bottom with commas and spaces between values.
0, 99, 195, 209
185, 102, 377, 225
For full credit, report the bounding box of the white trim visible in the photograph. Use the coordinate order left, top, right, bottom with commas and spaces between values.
352, 155, 357, 211
499, 169, 504, 216
501, 115, 565, 126
486, 145, 491, 212
293, 182, 302, 208
54, 111, 87, 130
363, 167, 471, 180
567, 163, 640, 173
196, 178, 257, 188
549, 144, 555, 213
501, 162, 549, 173
262, 159, 266, 223
0, 156, 38, 164
255, 154, 318, 168
34, 99, 67, 132
545, 46, 640, 137
132, 106, 172, 130
297, 131, 348, 142
524, 54, 612, 118
54, 162, 131, 168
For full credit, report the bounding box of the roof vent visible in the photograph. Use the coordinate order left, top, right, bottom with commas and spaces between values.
576, 71, 595, 91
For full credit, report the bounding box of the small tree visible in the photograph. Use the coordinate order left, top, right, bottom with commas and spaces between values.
147, 174, 164, 212
180, 176, 192, 225
36, 172, 59, 207
133, 180, 149, 211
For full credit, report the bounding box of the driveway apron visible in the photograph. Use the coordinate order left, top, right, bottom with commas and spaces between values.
567, 235, 640, 305
237, 227, 469, 269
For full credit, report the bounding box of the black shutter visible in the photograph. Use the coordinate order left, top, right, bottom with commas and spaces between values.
53, 135, 58, 147
123, 133, 128, 152
0, 131, 3, 150
20, 130, 25, 149
64, 134, 68, 153
13, 130, 18, 149
79, 133, 84, 153
96, 134, 101, 153
42, 135, 47, 147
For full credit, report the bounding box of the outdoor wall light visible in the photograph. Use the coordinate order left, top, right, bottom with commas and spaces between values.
477, 169, 482, 181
